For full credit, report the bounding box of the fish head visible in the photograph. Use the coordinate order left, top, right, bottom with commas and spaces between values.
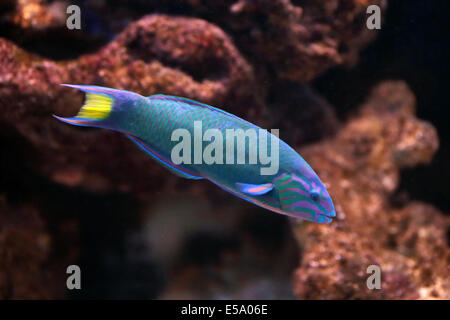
274, 172, 335, 223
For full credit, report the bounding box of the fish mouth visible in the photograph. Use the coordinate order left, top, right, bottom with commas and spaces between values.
281, 202, 336, 224
316, 197, 336, 223
316, 213, 334, 224
288, 209, 335, 224
315, 205, 336, 224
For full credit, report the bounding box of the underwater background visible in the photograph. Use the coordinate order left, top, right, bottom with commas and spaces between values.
0, 0, 448, 299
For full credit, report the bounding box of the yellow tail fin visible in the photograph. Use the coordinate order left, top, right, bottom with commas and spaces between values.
77, 92, 114, 120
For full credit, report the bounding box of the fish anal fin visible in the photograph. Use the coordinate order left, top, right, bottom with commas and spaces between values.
126, 134, 203, 180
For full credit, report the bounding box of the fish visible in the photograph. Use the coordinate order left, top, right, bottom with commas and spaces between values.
54, 84, 335, 223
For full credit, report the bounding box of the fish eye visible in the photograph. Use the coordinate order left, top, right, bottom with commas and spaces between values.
310, 191, 320, 202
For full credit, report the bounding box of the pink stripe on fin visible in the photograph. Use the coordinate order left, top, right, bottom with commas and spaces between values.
235, 182, 274, 195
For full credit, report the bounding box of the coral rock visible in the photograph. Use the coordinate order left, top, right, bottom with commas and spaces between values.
182, 0, 388, 81
293, 81, 448, 300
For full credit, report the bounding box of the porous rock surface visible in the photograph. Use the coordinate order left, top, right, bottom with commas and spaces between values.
293, 82, 448, 299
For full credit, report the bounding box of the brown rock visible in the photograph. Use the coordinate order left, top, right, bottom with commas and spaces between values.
293, 81, 448, 300
109, 0, 387, 82
228, 0, 388, 81
0, 196, 54, 299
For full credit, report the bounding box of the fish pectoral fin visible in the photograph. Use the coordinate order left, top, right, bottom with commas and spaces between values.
235, 182, 274, 196
126, 134, 203, 180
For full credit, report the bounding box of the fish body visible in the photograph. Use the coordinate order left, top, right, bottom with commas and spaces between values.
55, 85, 335, 223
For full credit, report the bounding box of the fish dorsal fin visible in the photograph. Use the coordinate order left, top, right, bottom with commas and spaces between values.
126, 134, 203, 180
148, 94, 241, 120
235, 182, 274, 195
